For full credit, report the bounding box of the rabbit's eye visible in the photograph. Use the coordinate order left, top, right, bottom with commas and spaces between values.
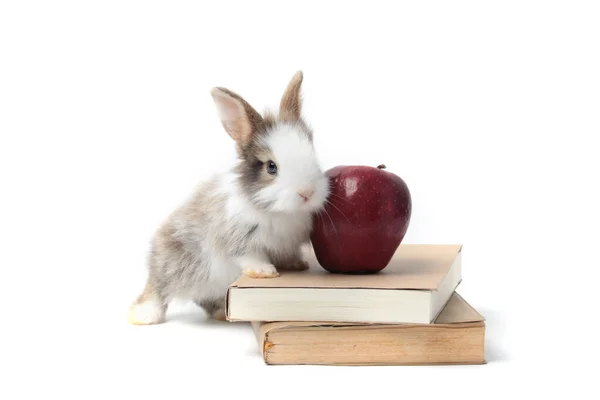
267, 160, 277, 175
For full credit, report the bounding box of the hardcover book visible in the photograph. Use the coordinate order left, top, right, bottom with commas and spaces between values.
226, 244, 463, 324
251, 292, 485, 366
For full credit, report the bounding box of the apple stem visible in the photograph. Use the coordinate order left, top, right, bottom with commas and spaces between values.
377, 164, 386, 169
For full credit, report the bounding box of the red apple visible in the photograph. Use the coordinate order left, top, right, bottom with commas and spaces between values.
310, 164, 411, 274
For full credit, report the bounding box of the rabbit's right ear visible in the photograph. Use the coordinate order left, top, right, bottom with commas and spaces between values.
279, 70, 303, 122
211, 87, 264, 145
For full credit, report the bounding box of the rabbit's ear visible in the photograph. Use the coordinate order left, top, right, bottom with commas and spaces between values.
279, 70, 303, 122
211, 87, 264, 144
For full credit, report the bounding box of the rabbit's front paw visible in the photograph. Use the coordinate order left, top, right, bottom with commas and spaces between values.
242, 263, 280, 279
278, 259, 309, 271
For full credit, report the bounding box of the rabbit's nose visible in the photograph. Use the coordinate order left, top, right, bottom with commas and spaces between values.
298, 189, 314, 202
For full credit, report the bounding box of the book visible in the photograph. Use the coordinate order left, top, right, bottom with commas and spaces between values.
251, 292, 485, 366
226, 244, 462, 324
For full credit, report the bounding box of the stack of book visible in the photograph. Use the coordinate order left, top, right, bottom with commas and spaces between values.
225, 244, 485, 366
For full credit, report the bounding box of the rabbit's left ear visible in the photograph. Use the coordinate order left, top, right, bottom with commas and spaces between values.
279, 70, 303, 122
211, 87, 264, 145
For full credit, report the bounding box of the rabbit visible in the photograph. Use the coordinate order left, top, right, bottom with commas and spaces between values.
127, 71, 330, 325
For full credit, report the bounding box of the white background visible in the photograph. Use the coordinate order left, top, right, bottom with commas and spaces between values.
1, 1, 599, 399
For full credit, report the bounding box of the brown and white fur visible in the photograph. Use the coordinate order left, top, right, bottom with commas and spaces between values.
127, 71, 329, 325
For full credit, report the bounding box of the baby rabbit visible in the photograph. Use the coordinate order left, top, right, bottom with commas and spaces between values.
128, 71, 330, 324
